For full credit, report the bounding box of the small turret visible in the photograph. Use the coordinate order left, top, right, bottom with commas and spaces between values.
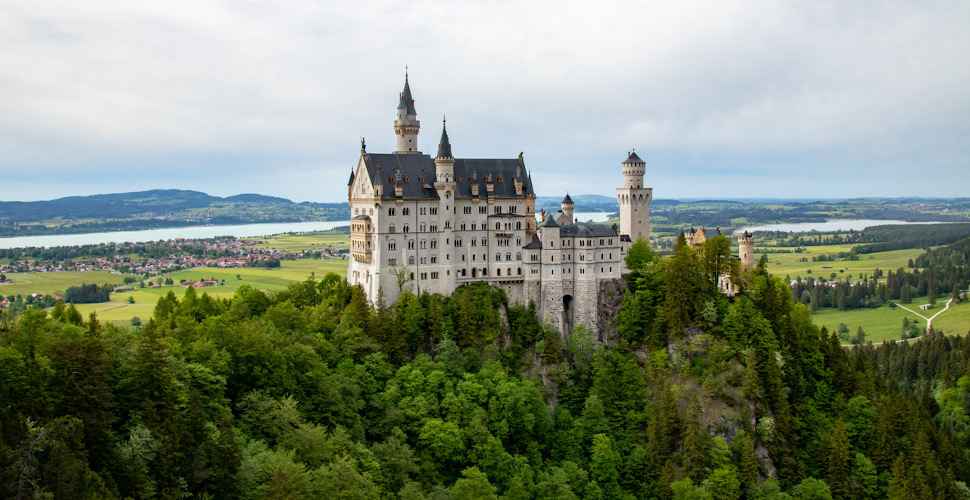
622, 150, 646, 189
394, 72, 421, 154
434, 118, 455, 184
561, 194, 574, 223
737, 230, 755, 268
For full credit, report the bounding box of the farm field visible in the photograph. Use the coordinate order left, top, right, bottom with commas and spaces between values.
753, 244, 927, 280
245, 230, 350, 252
813, 299, 970, 344
0, 270, 136, 297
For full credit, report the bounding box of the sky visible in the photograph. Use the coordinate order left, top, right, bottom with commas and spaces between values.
1, 0, 968, 203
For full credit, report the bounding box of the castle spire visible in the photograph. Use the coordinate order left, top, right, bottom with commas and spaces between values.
394, 71, 421, 154
436, 116, 453, 159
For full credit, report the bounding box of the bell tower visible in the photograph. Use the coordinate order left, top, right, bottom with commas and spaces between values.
616, 150, 652, 242
394, 73, 421, 154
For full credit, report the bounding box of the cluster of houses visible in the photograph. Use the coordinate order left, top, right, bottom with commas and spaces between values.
0, 237, 348, 277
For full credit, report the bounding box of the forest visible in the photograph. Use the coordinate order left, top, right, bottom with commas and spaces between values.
1, 235, 969, 499
791, 235, 970, 313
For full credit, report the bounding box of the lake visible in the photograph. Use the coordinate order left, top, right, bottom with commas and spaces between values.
0, 221, 351, 249
734, 219, 946, 234
0, 212, 613, 249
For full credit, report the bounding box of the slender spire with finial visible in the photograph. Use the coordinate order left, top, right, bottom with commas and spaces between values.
436, 116, 452, 159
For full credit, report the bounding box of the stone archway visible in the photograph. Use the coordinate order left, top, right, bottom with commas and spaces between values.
562, 294, 574, 335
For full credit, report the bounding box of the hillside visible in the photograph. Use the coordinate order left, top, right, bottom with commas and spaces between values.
0, 189, 347, 236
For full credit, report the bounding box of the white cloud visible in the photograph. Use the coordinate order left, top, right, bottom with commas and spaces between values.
0, 0, 967, 202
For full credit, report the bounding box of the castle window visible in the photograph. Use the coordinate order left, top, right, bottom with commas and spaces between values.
430, 207, 437, 215
431, 239, 437, 249
403, 207, 410, 216
498, 176, 503, 182
431, 272, 439, 279
403, 225, 409, 233
455, 238, 462, 247
420, 207, 426, 215
431, 256, 437, 263
496, 253, 501, 261
420, 223, 426, 232
479, 206, 487, 214
464, 207, 472, 214
388, 241, 397, 250
388, 207, 395, 216
471, 223, 477, 231
388, 258, 396, 266
389, 225, 396, 233
497, 269, 501, 276
496, 222, 501, 230
430, 224, 437, 232
461, 223, 466, 231
494, 206, 501, 214
516, 221, 522, 230
517, 268, 522, 275
516, 252, 521, 260
506, 253, 511, 261
408, 240, 415, 250
420, 240, 426, 249
456, 176, 461, 182
408, 256, 415, 265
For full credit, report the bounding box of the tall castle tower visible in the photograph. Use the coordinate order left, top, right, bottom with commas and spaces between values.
394, 74, 421, 154
737, 231, 755, 268
616, 151, 652, 242
561, 194, 574, 223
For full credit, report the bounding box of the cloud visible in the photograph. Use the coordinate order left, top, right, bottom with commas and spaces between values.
0, 0, 967, 202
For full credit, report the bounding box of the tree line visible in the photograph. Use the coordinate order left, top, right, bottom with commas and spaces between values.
0, 235, 969, 498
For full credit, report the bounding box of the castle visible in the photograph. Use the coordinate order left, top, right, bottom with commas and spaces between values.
347, 76, 652, 336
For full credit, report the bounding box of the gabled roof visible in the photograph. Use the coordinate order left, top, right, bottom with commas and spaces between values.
360, 153, 534, 200
523, 234, 543, 249
559, 223, 618, 238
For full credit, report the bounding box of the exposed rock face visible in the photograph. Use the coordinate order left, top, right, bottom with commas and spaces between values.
596, 277, 627, 342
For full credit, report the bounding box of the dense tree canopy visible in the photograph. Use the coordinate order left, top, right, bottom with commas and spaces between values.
2, 249, 970, 498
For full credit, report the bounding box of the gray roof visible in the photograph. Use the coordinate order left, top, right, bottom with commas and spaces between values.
523, 234, 542, 249
559, 223, 618, 238
541, 213, 560, 227
623, 151, 644, 164
436, 121, 453, 159
361, 152, 534, 201
397, 76, 417, 115
562, 193, 573, 204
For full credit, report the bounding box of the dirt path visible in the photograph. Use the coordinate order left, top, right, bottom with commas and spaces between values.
848, 298, 954, 346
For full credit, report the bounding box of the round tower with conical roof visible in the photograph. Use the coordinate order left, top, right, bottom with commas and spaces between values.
561, 194, 574, 223
738, 230, 755, 268
434, 118, 454, 183
394, 73, 421, 154
616, 151, 652, 242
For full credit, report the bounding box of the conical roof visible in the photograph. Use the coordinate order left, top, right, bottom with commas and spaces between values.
562, 193, 574, 204
397, 75, 417, 115
623, 151, 644, 163
436, 119, 453, 159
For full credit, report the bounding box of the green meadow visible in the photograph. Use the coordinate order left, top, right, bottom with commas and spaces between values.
753, 244, 926, 280
0, 270, 135, 297
245, 230, 350, 252
813, 299, 970, 344
5, 258, 349, 327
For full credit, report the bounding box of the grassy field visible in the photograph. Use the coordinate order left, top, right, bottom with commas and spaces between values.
813, 299, 970, 344
0, 270, 136, 297
754, 244, 926, 281
245, 230, 350, 252
4, 258, 349, 327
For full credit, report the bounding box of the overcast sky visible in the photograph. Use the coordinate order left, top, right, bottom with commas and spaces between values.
2, 0, 968, 203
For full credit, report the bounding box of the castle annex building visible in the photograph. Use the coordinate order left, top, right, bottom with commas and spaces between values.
347, 76, 652, 335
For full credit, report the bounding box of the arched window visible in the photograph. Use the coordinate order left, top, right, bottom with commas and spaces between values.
408, 256, 415, 265
496, 252, 502, 261
497, 268, 501, 276
495, 222, 501, 230
506, 253, 511, 261
389, 225, 396, 233
388, 240, 397, 250
403, 225, 409, 233
516, 252, 521, 260
516, 221, 522, 230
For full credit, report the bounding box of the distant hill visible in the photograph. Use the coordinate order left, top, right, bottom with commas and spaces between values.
0, 190, 347, 237
535, 194, 682, 212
